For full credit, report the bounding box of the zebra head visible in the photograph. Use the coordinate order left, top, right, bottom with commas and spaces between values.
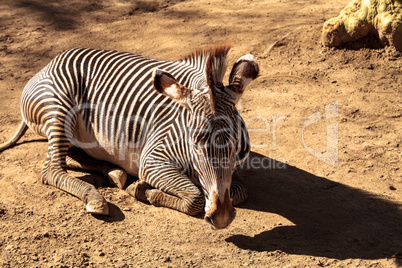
153, 46, 259, 229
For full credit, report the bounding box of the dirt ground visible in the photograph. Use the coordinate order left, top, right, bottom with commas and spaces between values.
0, 0, 401, 267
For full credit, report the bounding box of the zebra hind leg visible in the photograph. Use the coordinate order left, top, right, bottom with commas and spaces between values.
66, 147, 127, 189
41, 124, 109, 215
231, 171, 248, 206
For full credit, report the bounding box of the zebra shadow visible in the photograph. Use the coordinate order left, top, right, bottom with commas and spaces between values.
227, 152, 402, 265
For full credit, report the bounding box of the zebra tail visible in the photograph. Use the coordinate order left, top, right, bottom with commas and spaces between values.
0, 121, 29, 152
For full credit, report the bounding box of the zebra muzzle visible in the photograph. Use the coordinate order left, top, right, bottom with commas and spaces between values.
204, 189, 236, 229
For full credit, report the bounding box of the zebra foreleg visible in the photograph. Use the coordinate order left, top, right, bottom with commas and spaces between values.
126, 178, 204, 216
126, 179, 152, 203
145, 187, 204, 216
230, 170, 248, 206
66, 147, 127, 189
133, 163, 205, 216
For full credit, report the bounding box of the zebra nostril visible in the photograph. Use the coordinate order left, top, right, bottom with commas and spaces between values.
205, 215, 213, 226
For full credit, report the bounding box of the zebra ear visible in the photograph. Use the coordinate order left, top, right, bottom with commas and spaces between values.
153, 69, 191, 105
228, 54, 259, 95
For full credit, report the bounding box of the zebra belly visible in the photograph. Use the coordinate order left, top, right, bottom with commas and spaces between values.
83, 146, 142, 177
73, 119, 142, 177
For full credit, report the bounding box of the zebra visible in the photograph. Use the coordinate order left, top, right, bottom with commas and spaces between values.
0, 45, 259, 229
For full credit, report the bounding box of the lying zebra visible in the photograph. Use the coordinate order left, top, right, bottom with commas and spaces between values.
0, 45, 259, 229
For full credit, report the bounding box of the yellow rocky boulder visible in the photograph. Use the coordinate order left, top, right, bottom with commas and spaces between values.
322, 0, 402, 51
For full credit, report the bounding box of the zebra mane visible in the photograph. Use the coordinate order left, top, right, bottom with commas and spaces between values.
181, 44, 232, 113
181, 44, 231, 87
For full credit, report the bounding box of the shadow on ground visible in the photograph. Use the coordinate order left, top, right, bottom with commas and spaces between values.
93, 202, 125, 222
15, 0, 79, 30
11, 0, 190, 31
77, 174, 126, 222
227, 152, 402, 264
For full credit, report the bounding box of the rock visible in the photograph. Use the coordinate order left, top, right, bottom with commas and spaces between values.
4, 244, 14, 251
322, 0, 402, 51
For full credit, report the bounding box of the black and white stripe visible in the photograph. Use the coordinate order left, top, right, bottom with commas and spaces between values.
1, 45, 259, 229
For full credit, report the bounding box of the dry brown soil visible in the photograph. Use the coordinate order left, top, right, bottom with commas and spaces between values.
0, 0, 401, 267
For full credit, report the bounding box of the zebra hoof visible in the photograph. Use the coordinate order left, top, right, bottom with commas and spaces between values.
86, 199, 109, 215
126, 180, 151, 203
145, 189, 160, 206
107, 168, 127, 189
